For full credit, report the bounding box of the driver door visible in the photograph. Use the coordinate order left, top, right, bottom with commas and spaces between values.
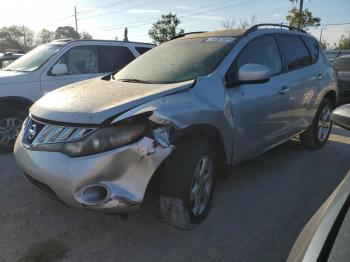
40, 45, 102, 94
227, 35, 293, 161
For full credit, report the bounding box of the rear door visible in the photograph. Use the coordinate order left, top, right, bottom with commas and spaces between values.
277, 34, 321, 133
41, 45, 101, 94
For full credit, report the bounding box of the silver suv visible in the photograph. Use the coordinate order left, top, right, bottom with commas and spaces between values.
14, 24, 338, 229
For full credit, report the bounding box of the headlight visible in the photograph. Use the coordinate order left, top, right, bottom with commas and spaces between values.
62, 124, 147, 157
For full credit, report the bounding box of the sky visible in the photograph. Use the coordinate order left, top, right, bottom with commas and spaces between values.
0, 0, 349, 45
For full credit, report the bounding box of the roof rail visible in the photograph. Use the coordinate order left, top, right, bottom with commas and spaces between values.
172, 31, 207, 40
245, 23, 307, 35
52, 38, 74, 42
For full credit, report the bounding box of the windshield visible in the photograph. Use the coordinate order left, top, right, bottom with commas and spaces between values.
5, 44, 63, 72
115, 36, 236, 84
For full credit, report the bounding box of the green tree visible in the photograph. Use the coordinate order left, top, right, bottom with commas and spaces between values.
149, 13, 184, 44
319, 39, 330, 50
286, 7, 320, 30
337, 36, 350, 49
36, 29, 55, 45
55, 26, 80, 40
80, 31, 92, 40
0, 25, 34, 52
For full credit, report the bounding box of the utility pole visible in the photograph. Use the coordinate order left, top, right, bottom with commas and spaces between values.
74, 6, 78, 33
319, 28, 323, 42
23, 25, 26, 51
298, 0, 304, 29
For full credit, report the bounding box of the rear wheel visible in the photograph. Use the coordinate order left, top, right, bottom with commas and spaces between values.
300, 98, 333, 149
159, 139, 217, 230
0, 109, 27, 150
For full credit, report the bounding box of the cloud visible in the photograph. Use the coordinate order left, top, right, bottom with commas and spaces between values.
126, 9, 161, 14
273, 13, 283, 17
174, 5, 200, 11
188, 15, 225, 21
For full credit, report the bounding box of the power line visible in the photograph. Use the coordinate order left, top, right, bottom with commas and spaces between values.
78, 0, 137, 16
320, 22, 350, 26
79, 0, 162, 21
99, 0, 264, 31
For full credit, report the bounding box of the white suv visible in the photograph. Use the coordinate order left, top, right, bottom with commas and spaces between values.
0, 39, 154, 148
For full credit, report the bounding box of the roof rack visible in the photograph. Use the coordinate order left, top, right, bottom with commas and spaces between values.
52, 38, 74, 42
245, 23, 307, 35
172, 31, 207, 40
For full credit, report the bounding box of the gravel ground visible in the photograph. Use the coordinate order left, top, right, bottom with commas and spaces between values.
0, 126, 349, 262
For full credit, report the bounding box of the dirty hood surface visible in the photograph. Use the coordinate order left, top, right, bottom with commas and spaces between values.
31, 77, 194, 124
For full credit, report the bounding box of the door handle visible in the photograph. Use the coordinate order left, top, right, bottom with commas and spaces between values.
279, 86, 290, 94
317, 73, 324, 80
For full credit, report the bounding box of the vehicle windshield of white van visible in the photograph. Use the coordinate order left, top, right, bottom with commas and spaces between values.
4, 44, 62, 72
115, 36, 236, 84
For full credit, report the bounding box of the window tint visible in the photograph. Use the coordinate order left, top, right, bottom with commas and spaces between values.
98, 46, 135, 73
57, 46, 98, 75
234, 35, 282, 75
135, 47, 152, 55
334, 57, 350, 71
303, 36, 319, 63
279, 35, 312, 71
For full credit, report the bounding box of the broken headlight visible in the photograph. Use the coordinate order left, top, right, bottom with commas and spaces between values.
62, 124, 147, 157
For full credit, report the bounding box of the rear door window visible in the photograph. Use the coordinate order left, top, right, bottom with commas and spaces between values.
98, 46, 135, 73
302, 36, 319, 63
279, 35, 312, 71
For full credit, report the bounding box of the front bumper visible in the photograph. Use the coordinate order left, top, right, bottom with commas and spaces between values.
14, 132, 172, 212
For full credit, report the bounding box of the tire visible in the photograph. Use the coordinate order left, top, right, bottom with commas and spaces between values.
0, 108, 27, 150
300, 98, 333, 149
159, 138, 217, 230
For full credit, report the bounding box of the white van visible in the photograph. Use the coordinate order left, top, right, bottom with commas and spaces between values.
0, 39, 154, 148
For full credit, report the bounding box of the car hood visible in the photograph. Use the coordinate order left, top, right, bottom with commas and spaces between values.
0, 70, 31, 84
31, 78, 195, 124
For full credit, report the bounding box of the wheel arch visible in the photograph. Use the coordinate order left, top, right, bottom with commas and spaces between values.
0, 96, 33, 111
324, 90, 337, 107
144, 124, 227, 201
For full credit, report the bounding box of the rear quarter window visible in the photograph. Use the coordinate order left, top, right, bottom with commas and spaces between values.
135, 46, 153, 55
279, 35, 312, 71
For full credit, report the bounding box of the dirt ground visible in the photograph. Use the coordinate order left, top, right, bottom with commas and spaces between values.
0, 126, 349, 262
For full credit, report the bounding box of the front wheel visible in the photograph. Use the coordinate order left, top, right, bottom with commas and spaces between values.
0, 109, 27, 150
159, 139, 216, 230
300, 98, 333, 149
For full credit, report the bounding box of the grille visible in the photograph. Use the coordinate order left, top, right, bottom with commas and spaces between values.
22, 117, 96, 148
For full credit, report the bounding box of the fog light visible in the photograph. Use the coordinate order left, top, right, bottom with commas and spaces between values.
81, 184, 110, 205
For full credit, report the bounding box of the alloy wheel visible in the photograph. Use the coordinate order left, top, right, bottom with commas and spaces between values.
317, 106, 332, 142
0, 117, 22, 147
190, 155, 214, 216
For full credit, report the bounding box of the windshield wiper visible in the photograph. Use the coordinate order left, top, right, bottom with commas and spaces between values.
118, 78, 153, 84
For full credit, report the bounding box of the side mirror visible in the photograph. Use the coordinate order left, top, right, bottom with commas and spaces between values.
238, 63, 271, 83
331, 104, 350, 130
51, 64, 68, 76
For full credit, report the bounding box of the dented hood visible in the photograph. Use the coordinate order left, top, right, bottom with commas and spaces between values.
31, 77, 194, 124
